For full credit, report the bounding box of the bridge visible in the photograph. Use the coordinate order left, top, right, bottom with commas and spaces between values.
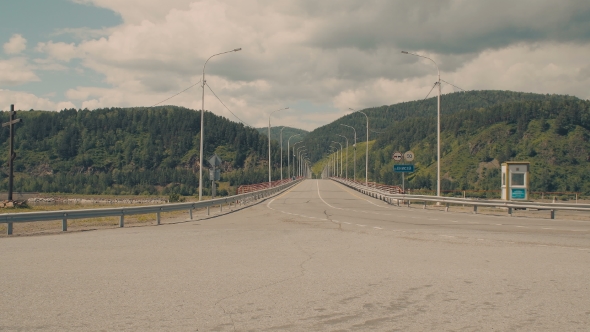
1, 179, 589, 330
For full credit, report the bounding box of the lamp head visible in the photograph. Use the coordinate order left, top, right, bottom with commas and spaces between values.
233, 48, 242, 52
401, 51, 408, 54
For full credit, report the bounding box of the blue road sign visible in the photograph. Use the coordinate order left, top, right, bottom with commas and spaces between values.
394, 164, 414, 172
511, 188, 526, 200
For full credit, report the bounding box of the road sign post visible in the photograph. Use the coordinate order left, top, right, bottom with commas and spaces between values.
393, 165, 414, 172
404, 151, 414, 162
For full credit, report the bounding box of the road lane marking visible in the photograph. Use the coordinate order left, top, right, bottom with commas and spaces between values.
357, 224, 366, 227
332, 181, 389, 208
373, 227, 383, 230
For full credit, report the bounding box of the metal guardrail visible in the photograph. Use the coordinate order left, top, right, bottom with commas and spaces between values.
1, 178, 303, 235
331, 177, 590, 219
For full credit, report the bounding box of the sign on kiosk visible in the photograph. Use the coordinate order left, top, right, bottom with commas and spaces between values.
501, 161, 529, 200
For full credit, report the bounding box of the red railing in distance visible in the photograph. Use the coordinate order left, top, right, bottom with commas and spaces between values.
332, 177, 404, 194
237, 177, 303, 194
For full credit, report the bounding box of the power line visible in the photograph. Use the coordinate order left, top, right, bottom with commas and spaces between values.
150, 79, 202, 107
440, 79, 495, 104
206, 82, 252, 127
423, 82, 438, 101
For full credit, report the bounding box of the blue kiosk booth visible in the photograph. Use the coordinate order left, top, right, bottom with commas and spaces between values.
501, 161, 530, 201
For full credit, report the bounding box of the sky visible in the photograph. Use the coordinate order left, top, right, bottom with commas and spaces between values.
1, 0, 590, 130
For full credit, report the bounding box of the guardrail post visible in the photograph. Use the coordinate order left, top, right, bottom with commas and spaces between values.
157, 212, 161, 225
189, 209, 193, 220
7, 222, 13, 235
220, 204, 222, 212
550, 209, 555, 219
207, 206, 210, 215
62, 218, 67, 232
423, 201, 427, 209
445, 203, 449, 212
407, 200, 410, 208
508, 207, 512, 216
473, 205, 478, 214
119, 215, 124, 227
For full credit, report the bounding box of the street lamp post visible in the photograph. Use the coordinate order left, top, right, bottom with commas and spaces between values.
296, 146, 306, 178
336, 134, 348, 179
298, 149, 307, 177
349, 108, 368, 187
279, 126, 286, 181
268, 107, 289, 188
332, 141, 343, 177
199, 47, 241, 201
330, 146, 336, 177
340, 124, 356, 181
292, 142, 303, 177
287, 134, 300, 180
402, 50, 441, 197
330, 146, 337, 177
301, 154, 308, 177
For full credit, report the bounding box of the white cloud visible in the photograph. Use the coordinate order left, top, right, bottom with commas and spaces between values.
72, 0, 193, 24
3, 34, 27, 55
33, 58, 68, 71
14, 0, 590, 130
0, 58, 40, 86
36, 41, 80, 62
0, 89, 76, 111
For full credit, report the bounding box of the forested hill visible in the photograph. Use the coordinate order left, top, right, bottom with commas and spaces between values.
368, 96, 590, 194
0, 106, 285, 196
256, 126, 307, 148
314, 92, 590, 195
303, 90, 579, 162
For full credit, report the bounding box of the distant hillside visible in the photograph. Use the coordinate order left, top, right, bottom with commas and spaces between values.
313, 93, 590, 195
303, 90, 579, 162
256, 127, 307, 148
0, 106, 288, 196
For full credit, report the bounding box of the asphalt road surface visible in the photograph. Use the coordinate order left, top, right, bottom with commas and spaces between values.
1, 179, 589, 331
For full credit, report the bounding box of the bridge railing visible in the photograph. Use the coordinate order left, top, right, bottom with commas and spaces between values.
1, 178, 304, 235
330, 177, 403, 194
330, 177, 590, 220
237, 177, 302, 194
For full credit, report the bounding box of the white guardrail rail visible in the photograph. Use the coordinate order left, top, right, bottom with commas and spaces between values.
1, 179, 303, 235
331, 177, 590, 219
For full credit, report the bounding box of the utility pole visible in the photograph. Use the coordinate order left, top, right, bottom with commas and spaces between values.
2, 105, 22, 201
